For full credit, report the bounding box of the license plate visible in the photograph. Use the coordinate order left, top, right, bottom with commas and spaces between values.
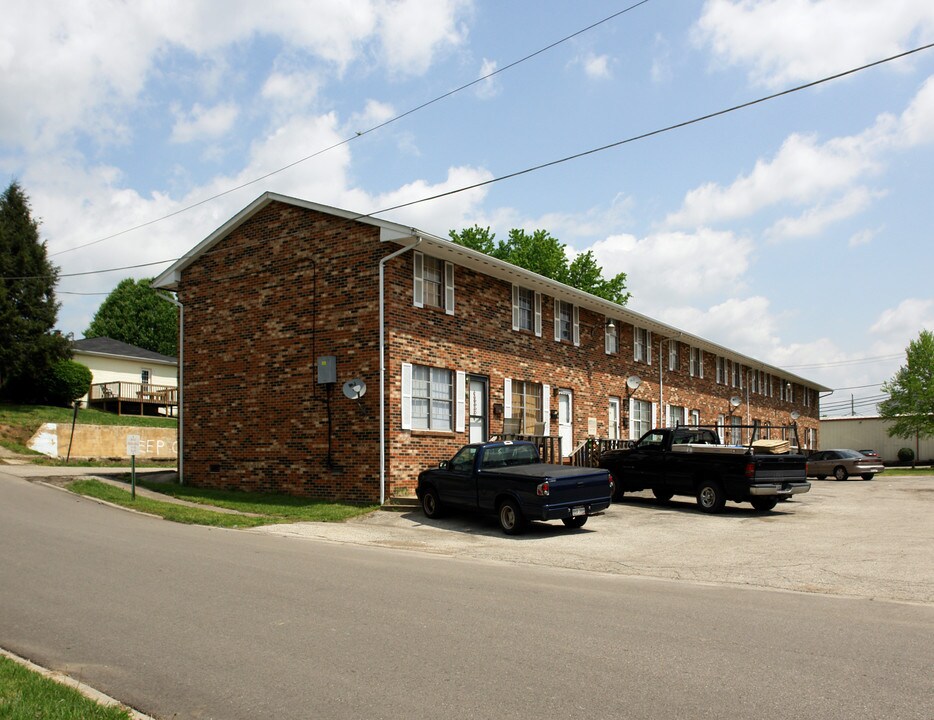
571, 506, 586, 517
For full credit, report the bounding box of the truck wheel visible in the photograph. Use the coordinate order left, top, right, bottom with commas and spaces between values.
861, 474, 875, 481
498, 499, 528, 535
833, 466, 849, 481
815, 475, 826, 481
652, 489, 674, 502
751, 497, 777, 512
696, 480, 726, 513
421, 486, 443, 519
562, 516, 588, 529
610, 473, 625, 502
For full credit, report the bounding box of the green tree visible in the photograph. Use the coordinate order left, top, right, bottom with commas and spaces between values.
879, 329, 934, 443
85, 278, 178, 357
0, 181, 70, 398
450, 225, 630, 305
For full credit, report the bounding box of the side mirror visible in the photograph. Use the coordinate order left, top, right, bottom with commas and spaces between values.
438, 460, 449, 469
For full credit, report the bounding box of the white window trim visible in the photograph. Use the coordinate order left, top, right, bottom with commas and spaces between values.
553, 299, 579, 345
401, 362, 459, 431
413, 251, 454, 314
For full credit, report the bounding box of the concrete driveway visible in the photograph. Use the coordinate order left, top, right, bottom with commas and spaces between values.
255, 473, 934, 605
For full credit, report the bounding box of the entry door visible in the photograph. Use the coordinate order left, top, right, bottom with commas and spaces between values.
558, 389, 573, 457
468, 376, 488, 443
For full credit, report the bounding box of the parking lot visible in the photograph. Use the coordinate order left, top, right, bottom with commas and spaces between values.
256, 473, 934, 605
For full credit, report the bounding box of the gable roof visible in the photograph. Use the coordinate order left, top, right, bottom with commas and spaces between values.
152, 192, 829, 392
72, 337, 177, 366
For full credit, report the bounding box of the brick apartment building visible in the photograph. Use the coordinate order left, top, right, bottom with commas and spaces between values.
154, 193, 827, 503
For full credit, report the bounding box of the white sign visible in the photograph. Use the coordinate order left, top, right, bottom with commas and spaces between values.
126, 434, 141, 456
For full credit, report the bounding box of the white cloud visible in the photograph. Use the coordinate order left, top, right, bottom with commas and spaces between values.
170, 102, 239, 144
475, 58, 500, 99
895, 74, 934, 146
0, 0, 471, 152
694, 0, 934, 88
589, 228, 753, 308
583, 53, 612, 80
848, 227, 879, 247
869, 298, 934, 344
766, 187, 882, 241
261, 70, 322, 114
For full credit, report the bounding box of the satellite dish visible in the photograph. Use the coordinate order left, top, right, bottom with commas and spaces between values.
342, 379, 367, 400
626, 375, 642, 390
730, 396, 742, 408
790, 410, 801, 421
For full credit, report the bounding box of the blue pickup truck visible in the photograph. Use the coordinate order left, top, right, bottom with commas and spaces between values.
416, 441, 614, 534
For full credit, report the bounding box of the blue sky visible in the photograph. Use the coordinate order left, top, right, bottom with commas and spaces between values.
2, 1, 933, 417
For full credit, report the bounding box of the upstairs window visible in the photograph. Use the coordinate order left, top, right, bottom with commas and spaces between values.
690, 347, 704, 378
413, 252, 454, 315
716, 356, 725, 384
605, 319, 618, 355
668, 341, 679, 371
511, 285, 542, 336
553, 299, 580, 345
634, 327, 652, 364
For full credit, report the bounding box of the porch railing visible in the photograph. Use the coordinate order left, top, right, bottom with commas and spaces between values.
87, 381, 178, 416
569, 437, 631, 467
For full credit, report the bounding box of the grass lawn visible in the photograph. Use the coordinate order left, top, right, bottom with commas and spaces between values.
0, 653, 133, 720
68, 478, 378, 528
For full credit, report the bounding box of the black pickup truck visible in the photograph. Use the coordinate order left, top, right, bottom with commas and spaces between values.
416, 441, 613, 534
599, 426, 810, 513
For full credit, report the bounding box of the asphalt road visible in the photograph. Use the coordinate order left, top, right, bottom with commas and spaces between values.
1, 467, 932, 719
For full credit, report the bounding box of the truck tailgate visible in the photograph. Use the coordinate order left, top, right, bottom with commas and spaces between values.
755, 454, 807, 483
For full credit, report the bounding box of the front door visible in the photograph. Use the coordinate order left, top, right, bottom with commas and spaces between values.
468, 376, 488, 444
558, 389, 573, 457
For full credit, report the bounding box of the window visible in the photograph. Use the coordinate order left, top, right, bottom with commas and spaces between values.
668, 341, 679, 371
553, 299, 579, 345
732, 361, 743, 388
401, 364, 464, 431
690, 347, 704, 378
716, 356, 725, 385
605, 318, 618, 354
630, 398, 653, 440
750, 370, 758, 395
667, 405, 685, 428
634, 327, 652, 364
717, 414, 725, 442
510, 380, 544, 434
141, 368, 152, 389
690, 409, 700, 426
730, 415, 743, 445
608, 397, 621, 440
512, 285, 541, 335
449, 446, 477, 473
413, 252, 454, 314
803, 388, 811, 407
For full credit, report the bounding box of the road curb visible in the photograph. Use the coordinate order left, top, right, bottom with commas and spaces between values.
0, 646, 156, 720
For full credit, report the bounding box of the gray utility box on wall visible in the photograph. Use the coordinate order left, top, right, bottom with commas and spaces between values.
317, 356, 337, 384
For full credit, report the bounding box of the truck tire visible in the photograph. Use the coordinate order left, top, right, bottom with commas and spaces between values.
562, 516, 588, 529
696, 480, 726, 513
815, 475, 826, 480
421, 486, 444, 519
833, 466, 849, 481
498, 498, 528, 535
751, 497, 777, 512
610, 473, 625, 502
652, 489, 674, 502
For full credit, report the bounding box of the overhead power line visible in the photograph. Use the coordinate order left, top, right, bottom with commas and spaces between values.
353, 41, 934, 219
784, 354, 903, 369
49, 0, 654, 259
6, 40, 934, 284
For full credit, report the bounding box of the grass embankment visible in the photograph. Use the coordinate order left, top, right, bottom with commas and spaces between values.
69, 478, 377, 529
0, 653, 133, 719
0, 402, 176, 463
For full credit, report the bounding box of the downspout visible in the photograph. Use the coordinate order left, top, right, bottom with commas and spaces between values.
379, 236, 422, 505
160, 293, 184, 485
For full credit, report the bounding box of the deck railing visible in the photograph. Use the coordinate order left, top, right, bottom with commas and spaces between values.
569, 437, 631, 467
87, 382, 178, 416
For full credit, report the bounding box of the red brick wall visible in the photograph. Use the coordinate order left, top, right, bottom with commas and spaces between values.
178, 202, 384, 502
178, 200, 819, 502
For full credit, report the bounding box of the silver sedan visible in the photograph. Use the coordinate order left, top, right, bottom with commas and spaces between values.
807, 449, 886, 481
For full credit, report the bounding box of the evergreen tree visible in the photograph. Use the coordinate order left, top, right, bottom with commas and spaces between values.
0, 181, 70, 398
85, 277, 178, 357
450, 224, 630, 305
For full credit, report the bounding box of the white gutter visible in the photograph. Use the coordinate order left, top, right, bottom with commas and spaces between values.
379, 237, 422, 505
159, 294, 184, 485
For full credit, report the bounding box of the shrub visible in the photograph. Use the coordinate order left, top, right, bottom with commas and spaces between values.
897, 447, 915, 463
42, 360, 92, 407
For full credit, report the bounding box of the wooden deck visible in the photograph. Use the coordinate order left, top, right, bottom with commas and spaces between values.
86, 382, 178, 417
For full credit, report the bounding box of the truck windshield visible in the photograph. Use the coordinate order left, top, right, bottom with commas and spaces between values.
481, 444, 540, 468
